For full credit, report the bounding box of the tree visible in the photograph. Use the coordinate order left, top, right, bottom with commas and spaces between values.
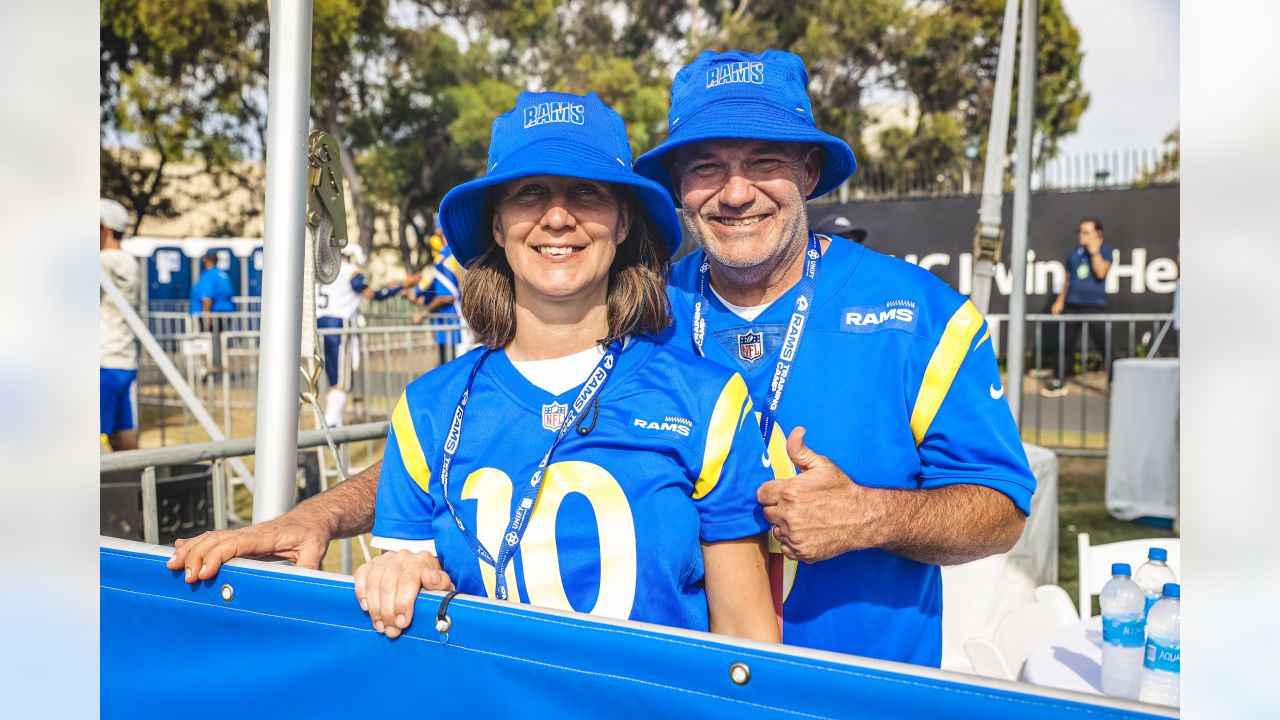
100, 0, 269, 235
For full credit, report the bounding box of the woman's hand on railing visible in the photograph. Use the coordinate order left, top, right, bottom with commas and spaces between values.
354, 549, 455, 639
165, 517, 331, 582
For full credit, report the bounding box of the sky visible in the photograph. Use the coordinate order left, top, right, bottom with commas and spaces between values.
1057, 0, 1180, 154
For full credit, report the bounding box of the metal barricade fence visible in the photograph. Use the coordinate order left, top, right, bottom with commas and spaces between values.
986, 313, 1177, 455
100, 421, 389, 575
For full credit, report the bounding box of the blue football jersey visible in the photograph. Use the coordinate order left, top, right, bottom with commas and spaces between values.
373, 335, 772, 631
662, 237, 1036, 666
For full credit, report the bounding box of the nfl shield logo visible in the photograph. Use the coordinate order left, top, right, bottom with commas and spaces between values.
738, 331, 763, 362
541, 402, 568, 431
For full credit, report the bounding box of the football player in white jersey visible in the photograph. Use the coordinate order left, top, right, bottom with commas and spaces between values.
316, 245, 420, 426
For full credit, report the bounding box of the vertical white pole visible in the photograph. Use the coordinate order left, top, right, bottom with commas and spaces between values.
1007, 0, 1040, 423
252, 0, 314, 523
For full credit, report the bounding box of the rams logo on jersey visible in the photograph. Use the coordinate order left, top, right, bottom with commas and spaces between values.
841, 302, 918, 334
630, 415, 693, 438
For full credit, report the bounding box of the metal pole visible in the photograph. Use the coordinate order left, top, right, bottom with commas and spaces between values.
253, 0, 314, 524
970, 0, 1021, 315
1006, 0, 1039, 423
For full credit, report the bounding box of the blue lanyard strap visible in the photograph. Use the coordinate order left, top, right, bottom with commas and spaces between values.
692, 233, 821, 447
437, 338, 624, 601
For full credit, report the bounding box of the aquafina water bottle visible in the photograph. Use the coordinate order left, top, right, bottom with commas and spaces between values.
1100, 563, 1146, 698
1133, 548, 1176, 618
1138, 583, 1180, 707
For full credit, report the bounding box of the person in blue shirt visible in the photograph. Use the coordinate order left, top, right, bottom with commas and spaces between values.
190, 251, 235, 315
633, 49, 1035, 666
356, 91, 778, 642
1044, 217, 1115, 396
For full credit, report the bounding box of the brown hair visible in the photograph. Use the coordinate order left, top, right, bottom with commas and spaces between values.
459, 189, 672, 348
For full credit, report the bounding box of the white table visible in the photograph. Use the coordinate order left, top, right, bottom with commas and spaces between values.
1020, 616, 1103, 695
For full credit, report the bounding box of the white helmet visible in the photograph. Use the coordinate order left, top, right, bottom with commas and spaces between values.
341, 243, 366, 267
100, 198, 129, 234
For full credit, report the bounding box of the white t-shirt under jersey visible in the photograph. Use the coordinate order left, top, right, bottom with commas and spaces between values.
710, 286, 770, 322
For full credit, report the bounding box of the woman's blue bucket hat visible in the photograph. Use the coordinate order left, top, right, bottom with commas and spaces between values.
438, 91, 683, 267
634, 50, 857, 204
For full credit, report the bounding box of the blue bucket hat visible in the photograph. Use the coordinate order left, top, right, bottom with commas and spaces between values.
438, 91, 683, 267
634, 50, 857, 204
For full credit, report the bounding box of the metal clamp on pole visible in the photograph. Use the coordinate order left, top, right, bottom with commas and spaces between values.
307, 130, 348, 285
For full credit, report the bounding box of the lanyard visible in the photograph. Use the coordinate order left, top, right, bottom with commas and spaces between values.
437, 338, 623, 601
692, 233, 821, 447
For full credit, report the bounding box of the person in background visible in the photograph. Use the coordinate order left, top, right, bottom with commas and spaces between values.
1044, 217, 1115, 397
190, 250, 236, 377
316, 244, 419, 426
190, 250, 236, 316
100, 198, 139, 451
411, 242, 467, 364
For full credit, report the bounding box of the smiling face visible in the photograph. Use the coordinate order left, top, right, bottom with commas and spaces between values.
671, 139, 821, 273
491, 175, 631, 308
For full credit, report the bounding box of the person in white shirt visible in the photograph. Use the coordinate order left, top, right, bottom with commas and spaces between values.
100, 198, 139, 451
315, 244, 419, 426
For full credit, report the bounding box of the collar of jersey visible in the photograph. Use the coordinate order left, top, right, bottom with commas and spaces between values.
479, 335, 655, 415
691, 236, 865, 326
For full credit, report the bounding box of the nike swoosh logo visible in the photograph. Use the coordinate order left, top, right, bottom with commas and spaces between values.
990, 384, 1005, 399
761, 452, 772, 468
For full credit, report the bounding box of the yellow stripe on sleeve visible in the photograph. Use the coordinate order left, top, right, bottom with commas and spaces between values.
391, 392, 432, 494
695, 374, 752, 499
910, 301, 983, 445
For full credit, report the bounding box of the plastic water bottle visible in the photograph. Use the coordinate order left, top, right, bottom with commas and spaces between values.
1139, 583, 1181, 707
1099, 563, 1146, 698
1133, 548, 1176, 618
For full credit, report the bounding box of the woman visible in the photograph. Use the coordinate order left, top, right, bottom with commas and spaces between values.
355, 91, 777, 642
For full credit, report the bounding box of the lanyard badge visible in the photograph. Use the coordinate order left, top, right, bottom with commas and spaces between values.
436, 339, 623, 601
692, 233, 821, 447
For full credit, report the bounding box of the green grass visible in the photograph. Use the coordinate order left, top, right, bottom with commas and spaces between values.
1056, 456, 1178, 615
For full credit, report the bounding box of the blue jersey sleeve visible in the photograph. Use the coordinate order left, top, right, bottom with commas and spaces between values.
906, 300, 1035, 514
371, 392, 437, 540
691, 373, 771, 541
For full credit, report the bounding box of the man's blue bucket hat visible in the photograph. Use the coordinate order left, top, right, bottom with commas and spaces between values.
438, 91, 683, 267
634, 50, 857, 204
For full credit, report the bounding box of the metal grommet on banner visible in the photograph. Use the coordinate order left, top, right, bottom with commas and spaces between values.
435, 590, 460, 642
220, 583, 235, 602
729, 662, 751, 686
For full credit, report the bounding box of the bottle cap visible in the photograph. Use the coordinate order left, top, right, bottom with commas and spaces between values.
1112, 563, 1131, 576
1148, 547, 1168, 562
1163, 583, 1180, 599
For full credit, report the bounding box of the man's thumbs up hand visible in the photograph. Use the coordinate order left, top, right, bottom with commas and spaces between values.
757, 427, 885, 563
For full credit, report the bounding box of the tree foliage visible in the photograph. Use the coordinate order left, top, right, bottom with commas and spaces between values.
102, 0, 1088, 251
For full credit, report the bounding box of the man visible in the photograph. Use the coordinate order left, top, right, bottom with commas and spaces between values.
1044, 217, 1114, 397
100, 198, 139, 451
170, 49, 1032, 668
190, 250, 236, 316
316, 244, 418, 426
633, 50, 1034, 665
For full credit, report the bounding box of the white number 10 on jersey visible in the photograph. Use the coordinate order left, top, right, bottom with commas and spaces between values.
461, 461, 637, 619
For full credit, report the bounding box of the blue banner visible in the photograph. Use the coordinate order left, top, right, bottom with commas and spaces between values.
101, 542, 1168, 719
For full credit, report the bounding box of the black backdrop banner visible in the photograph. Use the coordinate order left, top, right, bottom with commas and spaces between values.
803, 185, 1180, 314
